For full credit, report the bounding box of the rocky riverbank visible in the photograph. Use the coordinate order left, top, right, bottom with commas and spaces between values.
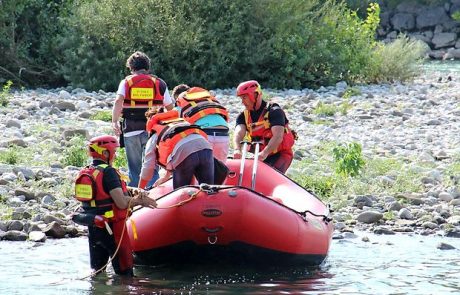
0, 67, 459, 246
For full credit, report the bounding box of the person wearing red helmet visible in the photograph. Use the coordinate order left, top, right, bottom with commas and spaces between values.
233, 80, 296, 174
73, 135, 157, 276
112, 51, 174, 188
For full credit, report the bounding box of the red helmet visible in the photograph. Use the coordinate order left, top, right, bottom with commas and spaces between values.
236, 80, 262, 103
88, 135, 119, 162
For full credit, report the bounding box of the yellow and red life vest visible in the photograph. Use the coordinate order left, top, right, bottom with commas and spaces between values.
147, 110, 207, 167
123, 74, 164, 108
176, 87, 229, 124
74, 164, 128, 222
244, 103, 295, 155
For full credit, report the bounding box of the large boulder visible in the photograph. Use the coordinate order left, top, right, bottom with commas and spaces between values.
391, 13, 415, 31
416, 7, 451, 29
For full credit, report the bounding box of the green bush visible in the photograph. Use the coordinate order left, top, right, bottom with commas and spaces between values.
332, 142, 365, 177
90, 110, 112, 122
1, 1, 425, 90
113, 147, 128, 170
313, 102, 338, 117
0, 80, 13, 107
61, 136, 87, 167
0, 145, 21, 165
0, 0, 72, 87
366, 35, 427, 83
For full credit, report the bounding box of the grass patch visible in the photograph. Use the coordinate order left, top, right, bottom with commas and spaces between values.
61, 136, 88, 167
0, 80, 13, 107
289, 142, 427, 207
342, 87, 361, 99
90, 110, 112, 122
0, 145, 20, 165
313, 102, 338, 116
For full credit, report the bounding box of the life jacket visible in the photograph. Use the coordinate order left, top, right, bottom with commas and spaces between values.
74, 164, 129, 222
176, 87, 229, 124
244, 103, 296, 155
123, 74, 164, 109
147, 110, 208, 167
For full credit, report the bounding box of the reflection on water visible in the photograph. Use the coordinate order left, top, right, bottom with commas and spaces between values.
0, 233, 459, 294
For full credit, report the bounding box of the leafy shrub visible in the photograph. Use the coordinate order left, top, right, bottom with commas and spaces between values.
113, 148, 128, 170
61, 136, 87, 167
366, 35, 427, 83
90, 110, 112, 122
0, 145, 20, 165
0, 80, 13, 107
332, 142, 365, 177
0, 1, 426, 90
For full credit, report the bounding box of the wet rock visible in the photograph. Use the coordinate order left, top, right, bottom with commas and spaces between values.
43, 221, 66, 238
445, 229, 460, 238
43, 214, 65, 225
7, 220, 24, 231
26, 223, 43, 233
374, 227, 396, 235
362, 236, 370, 242
0, 221, 7, 231
64, 225, 79, 237
354, 195, 374, 208
357, 211, 383, 224
422, 221, 438, 229
3, 230, 28, 241
437, 242, 456, 250
29, 231, 47, 242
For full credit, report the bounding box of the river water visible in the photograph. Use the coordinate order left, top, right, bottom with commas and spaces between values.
1, 232, 459, 294
2, 61, 460, 294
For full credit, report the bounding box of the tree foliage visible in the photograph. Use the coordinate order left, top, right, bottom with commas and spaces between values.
0, 0, 425, 90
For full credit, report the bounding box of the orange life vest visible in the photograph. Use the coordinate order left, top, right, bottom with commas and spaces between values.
74, 164, 129, 222
123, 74, 164, 108
176, 87, 229, 124
148, 111, 208, 167
244, 103, 295, 155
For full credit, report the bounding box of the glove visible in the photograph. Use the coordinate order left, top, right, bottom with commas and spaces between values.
93, 215, 108, 229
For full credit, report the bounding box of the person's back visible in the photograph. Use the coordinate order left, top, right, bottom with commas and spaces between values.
112, 51, 174, 187
139, 108, 215, 189
175, 86, 230, 162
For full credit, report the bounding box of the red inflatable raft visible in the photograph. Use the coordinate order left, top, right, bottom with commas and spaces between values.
127, 159, 333, 266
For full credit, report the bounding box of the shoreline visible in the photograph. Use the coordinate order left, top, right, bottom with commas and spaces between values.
0, 68, 459, 244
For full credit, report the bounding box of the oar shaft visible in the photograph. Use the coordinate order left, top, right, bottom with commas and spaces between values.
238, 142, 248, 186
251, 142, 260, 190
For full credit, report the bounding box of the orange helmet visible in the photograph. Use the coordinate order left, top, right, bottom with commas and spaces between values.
236, 80, 262, 103
88, 135, 119, 162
